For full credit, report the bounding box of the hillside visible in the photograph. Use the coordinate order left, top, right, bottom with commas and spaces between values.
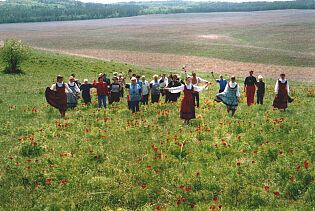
0, 49, 314, 209
0, 0, 314, 23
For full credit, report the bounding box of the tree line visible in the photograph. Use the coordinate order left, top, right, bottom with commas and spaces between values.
0, 0, 314, 24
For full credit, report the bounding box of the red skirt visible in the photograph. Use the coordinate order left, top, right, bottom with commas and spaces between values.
180, 96, 195, 120
45, 87, 67, 112
273, 93, 288, 109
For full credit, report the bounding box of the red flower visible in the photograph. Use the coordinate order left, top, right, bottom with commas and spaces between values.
182, 197, 186, 202
154, 170, 159, 174
33, 142, 38, 146
213, 197, 218, 201
179, 185, 184, 189
196, 172, 200, 176
289, 150, 293, 153
253, 150, 258, 154
61, 180, 67, 184
27, 166, 31, 169
279, 151, 283, 155
251, 160, 255, 163
185, 187, 191, 191
210, 206, 216, 210
191, 204, 195, 208
273, 192, 280, 196
147, 165, 151, 168
237, 162, 240, 166
218, 205, 222, 209
265, 186, 269, 190
46, 178, 51, 184
289, 177, 294, 181
141, 185, 146, 189
177, 199, 181, 205
156, 206, 162, 210
296, 166, 300, 171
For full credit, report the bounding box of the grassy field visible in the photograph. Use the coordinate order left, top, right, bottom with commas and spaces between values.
0, 10, 314, 68
0, 49, 314, 210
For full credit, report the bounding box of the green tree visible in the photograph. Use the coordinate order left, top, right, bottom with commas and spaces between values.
0, 39, 31, 73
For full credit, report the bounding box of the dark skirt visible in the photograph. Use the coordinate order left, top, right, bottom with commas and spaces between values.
82, 90, 91, 104
45, 87, 67, 112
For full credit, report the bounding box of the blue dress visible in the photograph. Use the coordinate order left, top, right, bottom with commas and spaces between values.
215, 83, 238, 110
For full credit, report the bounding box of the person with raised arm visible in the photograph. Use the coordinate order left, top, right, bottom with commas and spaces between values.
215, 76, 240, 116
212, 73, 227, 93
185, 71, 208, 107
92, 76, 109, 108
165, 77, 208, 125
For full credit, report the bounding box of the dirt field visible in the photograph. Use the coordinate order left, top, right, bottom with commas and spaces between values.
39, 47, 315, 82
1, 9, 314, 82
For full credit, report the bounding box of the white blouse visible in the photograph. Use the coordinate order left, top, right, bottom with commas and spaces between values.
223, 82, 240, 97
275, 79, 289, 94
67, 82, 80, 93
167, 84, 208, 93
185, 73, 208, 85
50, 82, 73, 93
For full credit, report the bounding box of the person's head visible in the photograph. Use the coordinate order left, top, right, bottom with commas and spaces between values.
153, 75, 158, 81
132, 73, 136, 77
280, 73, 285, 80
118, 73, 123, 78
131, 77, 137, 85
258, 75, 263, 81
173, 74, 178, 80
113, 77, 118, 83
71, 73, 76, 78
113, 72, 118, 76
162, 73, 166, 78
219, 74, 223, 80
231, 76, 236, 83
57, 75, 63, 83
136, 75, 141, 81
141, 75, 146, 82
98, 77, 102, 82
69, 76, 74, 83
192, 71, 196, 77
102, 73, 107, 78
84, 79, 88, 84
186, 77, 192, 84
249, 70, 254, 76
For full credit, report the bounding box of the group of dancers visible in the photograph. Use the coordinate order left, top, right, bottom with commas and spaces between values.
46, 68, 292, 124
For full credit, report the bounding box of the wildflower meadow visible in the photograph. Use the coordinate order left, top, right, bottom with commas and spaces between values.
0, 50, 314, 210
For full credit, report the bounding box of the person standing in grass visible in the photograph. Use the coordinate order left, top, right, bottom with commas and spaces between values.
80, 79, 92, 105
167, 74, 182, 102
150, 75, 161, 103
185, 71, 208, 107
212, 74, 227, 93
165, 77, 208, 125
215, 76, 240, 116
109, 77, 122, 104
273, 73, 290, 111
244, 70, 257, 106
93, 76, 109, 108
125, 77, 142, 113
46, 75, 75, 117
256, 75, 265, 105
118, 73, 126, 97
141, 75, 150, 105
67, 76, 80, 109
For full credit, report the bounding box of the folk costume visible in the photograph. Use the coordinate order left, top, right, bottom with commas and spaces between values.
168, 84, 207, 120
215, 81, 240, 110
67, 81, 80, 108
46, 82, 73, 115
80, 83, 92, 104
244, 75, 257, 106
186, 73, 208, 107
273, 79, 289, 109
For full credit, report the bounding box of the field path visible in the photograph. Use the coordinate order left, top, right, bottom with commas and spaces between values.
37, 48, 315, 82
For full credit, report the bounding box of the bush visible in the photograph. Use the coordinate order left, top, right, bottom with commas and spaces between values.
0, 39, 31, 73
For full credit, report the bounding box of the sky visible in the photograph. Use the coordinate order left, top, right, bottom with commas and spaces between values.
79, 0, 291, 4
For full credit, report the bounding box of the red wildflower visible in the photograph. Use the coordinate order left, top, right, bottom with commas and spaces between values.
61, 180, 67, 184
179, 185, 184, 189
213, 197, 218, 201
141, 185, 146, 189
156, 206, 162, 210
218, 205, 222, 209
254, 150, 258, 154
251, 160, 255, 163
237, 162, 240, 166
182, 197, 186, 202
147, 165, 151, 168
49, 165, 54, 168
154, 170, 159, 174
289, 177, 294, 181
265, 186, 269, 190
196, 172, 200, 176
296, 166, 300, 171
33, 142, 38, 146
46, 178, 51, 184
27, 166, 31, 169
185, 187, 191, 191
191, 204, 195, 208
273, 192, 280, 196
210, 206, 216, 210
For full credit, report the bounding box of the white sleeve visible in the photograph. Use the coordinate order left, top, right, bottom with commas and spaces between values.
193, 85, 208, 92
65, 84, 73, 94
287, 81, 289, 95
198, 77, 208, 84
223, 83, 229, 93
236, 85, 240, 97
50, 84, 56, 90
275, 81, 279, 94
167, 85, 185, 93
74, 84, 80, 93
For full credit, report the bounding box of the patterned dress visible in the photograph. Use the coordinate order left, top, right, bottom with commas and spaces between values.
45, 83, 67, 112
215, 83, 239, 110
67, 83, 78, 108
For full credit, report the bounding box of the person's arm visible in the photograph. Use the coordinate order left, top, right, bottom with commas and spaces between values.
65, 83, 75, 96
74, 84, 80, 93
198, 77, 208, 84
244, 77, 247, 92
287, 81, 290, 95
275, 81, 279, 94
165, 85, 184, 93
50, 84, 56, 91
193, 84, 208, 92
236, 84, 240, 98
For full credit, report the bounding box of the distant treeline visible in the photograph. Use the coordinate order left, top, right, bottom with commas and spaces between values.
0, 0, 314, 24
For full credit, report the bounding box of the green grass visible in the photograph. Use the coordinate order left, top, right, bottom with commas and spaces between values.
0, 49, 314, 210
